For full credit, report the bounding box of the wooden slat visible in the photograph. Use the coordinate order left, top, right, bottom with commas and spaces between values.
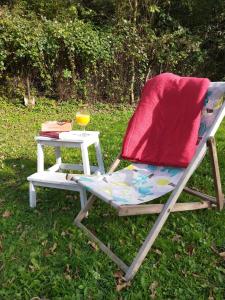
60, 163, 98, 172
183, 187, 217, 203
74, 194, 96, 223
207, 137, 224, 210
108, 153, 121, 174
118, 201, 213, 216
75, 221, 128, 273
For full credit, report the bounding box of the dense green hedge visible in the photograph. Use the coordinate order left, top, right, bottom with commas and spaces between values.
0, 0, 225, 103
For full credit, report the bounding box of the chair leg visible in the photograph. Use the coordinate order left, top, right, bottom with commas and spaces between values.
124, 195, 177, 281
74, 189, 180, 281
29, 182, 36, 208
79, 188, 87, 209
207, 137, 224, 210
74, 194, 129, 272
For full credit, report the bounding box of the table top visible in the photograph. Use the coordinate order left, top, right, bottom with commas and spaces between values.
36, 130, 100, 143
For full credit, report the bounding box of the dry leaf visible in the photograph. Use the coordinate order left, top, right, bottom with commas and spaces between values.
150, 281, 158, 299
61, 206, 70, 211
2, 210, 11, 218
43, 250, 50, 257
49, 243, 57, 254
210, 245, 225, 259
102, 213, 110, 217
154, 249, 162, 255
211, 245, 219, 255
172, 234, 182, 242
114, 269, 130, 292
219, 252, 225, 259
88, 240, 98, 251
114, 270, 124, 279
186, 244, 195, 256
29, 264, 35, 272
43, 243, 57, 256
175, 254, 180, 260
116, 281, 130, 292
41, 240, 48, 247
64, 273, 72, 280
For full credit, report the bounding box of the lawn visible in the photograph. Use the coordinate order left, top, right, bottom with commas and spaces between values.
0, 97, 225, 299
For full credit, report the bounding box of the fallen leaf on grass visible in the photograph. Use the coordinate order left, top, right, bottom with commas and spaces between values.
175, 254, 181, 260
2, 210, 11, 218
49, 243, 57, 254
62, 206, 70, 211
114, 270, 124, 279
116, 281, 131, 292
61, 230, 70, 237
64, 264, 72, 280
172, 234, 182, 242
64, 273, 72, 280
219, 252, 225, 258
153, 249, 162, 255
41, 240, 48, 247
44, 243, 57, 256
186, 244, 195, 256
88, 240, 98, 251
114, 270, 130, 292
150, 281, 158, 299
211, 245, 225, 260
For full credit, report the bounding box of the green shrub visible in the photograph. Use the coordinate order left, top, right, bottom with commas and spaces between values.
0, 0, 224, 103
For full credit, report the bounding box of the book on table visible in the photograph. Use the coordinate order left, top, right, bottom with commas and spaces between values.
40, 120, 72, 138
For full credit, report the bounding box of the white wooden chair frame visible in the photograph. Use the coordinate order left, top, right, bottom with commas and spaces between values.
74, 101, 225, 282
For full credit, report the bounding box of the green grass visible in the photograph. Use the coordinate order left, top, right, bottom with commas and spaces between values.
1, 97, 225, 299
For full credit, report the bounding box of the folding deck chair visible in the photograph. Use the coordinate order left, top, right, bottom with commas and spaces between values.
74, 81, 225, 282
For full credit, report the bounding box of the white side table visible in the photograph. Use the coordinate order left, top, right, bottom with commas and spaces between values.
27, 131, 105, 208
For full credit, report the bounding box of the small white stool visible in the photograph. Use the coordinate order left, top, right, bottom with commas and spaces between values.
27, 131, 105, 208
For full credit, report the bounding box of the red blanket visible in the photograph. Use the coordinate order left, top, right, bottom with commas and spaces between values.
121, 73, 210, 167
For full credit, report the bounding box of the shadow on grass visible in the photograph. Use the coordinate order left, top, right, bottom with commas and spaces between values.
0, 156, 83, 218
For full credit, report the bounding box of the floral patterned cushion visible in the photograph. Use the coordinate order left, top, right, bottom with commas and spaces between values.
76, 82, 225, 206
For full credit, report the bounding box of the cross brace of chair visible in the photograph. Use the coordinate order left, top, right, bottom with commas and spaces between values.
74, 136, 224, 281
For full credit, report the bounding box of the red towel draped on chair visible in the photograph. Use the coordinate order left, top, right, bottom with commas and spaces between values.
121, 73, 210, 167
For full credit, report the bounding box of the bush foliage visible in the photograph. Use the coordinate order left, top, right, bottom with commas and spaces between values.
0, 0, 225, 103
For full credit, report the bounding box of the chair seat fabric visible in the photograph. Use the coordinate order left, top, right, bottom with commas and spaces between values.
77, 164, 185, 206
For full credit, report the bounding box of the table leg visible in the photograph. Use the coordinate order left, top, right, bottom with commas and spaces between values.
37, 143, 44, 172
94, 139, 105, 174
81, 143, 91, 175
55, 147, 62, 169
29, 182, 36, 208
